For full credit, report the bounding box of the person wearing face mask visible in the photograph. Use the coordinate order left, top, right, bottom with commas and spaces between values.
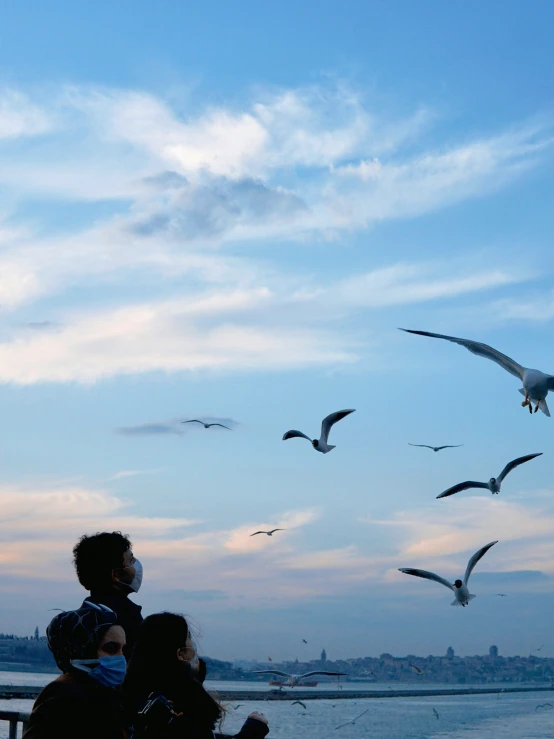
73, 531, 144, 657
123, 612, 270, 739
23, 602, 128, 739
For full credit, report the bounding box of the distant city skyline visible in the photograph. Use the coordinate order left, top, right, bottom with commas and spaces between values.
0, 0, 553, 659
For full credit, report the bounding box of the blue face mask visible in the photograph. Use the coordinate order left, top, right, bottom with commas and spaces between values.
72, 655, 126, 688
90, 655, 127, 688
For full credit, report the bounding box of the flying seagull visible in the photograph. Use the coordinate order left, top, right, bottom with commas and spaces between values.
182, 420, 232, 429
496, 593, 508, 597
437, 453, 542, 499
334, 709, 369, 730
302, 639, 308, 644
399, 328, 554, 416
536, 703, 553, 711
283, 409, 355, 454
252, 670, 346, 687
250, 529, 284, 537
409, 663, 424, 674
433, 708, 440, 720
409, 443, 463, 452
399, 540, 498, 606
232, 705, 243, 710
292, 701, 307, 709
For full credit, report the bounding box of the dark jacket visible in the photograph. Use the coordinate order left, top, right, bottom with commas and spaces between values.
123, 662, 268, 739
23, 670, 127, 739
84, 592, 143, 658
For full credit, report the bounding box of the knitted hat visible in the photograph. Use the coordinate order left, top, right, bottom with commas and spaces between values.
47, 601, 119, 671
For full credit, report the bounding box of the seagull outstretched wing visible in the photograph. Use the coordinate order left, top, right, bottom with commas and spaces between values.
399, 329, 525, 380
435, 445, 464, 451
497, 453, 542, 483
182, 419, 204, 425
283, 430, 311, 442
463, 541, 498, 585
252, 670, 291, 678
437, 481, 489, 499
299, 671, 346, 679
320, 409, 355, 445
399, 568, 454, 592
408, 443, 434, 449
206, 423, 232, 430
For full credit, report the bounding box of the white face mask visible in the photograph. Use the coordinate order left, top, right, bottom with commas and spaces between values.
128, 558, 143, 593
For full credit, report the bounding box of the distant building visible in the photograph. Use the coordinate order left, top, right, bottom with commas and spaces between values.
321, 649, 327, 662
489, 645, 499, 658
446, 647, 455, 659
34, 627, 39, 641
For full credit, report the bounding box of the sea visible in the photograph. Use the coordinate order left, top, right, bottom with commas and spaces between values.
1, 671, 554, 738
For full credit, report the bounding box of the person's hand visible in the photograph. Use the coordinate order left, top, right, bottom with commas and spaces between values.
248, 712, 268, 725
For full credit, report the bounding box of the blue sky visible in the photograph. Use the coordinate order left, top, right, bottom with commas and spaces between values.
0, 0, 553, 662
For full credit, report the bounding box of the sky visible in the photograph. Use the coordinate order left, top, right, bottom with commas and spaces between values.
0, 0, 553, 663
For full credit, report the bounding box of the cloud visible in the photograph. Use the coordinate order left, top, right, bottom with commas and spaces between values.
116, 421, 184, 436
105, 469, 164, 480
0, 90, 52, 139
0, 259, 531, 383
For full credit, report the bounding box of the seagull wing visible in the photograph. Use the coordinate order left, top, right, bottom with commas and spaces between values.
398, 568, 454, 592
206, 423, 232, 430
252, 670, 291, 678
268, 529, 284, 534
497, 453, 542, 483
435, 445, 464, 450
399, 329, 525, 380
182, 419, 204, 425
250, 531, 267, 537
408, 444, 434, 449
320, 409, 355, 444
283, 430, 312, 442
300, 671, 346, 679
463, 540, 498, 585
437, 481, 489, 499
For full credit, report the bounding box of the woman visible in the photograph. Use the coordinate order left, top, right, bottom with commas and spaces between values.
123, 612, 269, 738
24, 601, 128, 739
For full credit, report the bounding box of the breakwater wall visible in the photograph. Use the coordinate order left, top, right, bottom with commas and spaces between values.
1, 684, 553, 701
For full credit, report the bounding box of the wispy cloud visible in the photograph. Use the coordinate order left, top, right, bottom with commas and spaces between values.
0, 90, 52, 139
116, 421, 184, 436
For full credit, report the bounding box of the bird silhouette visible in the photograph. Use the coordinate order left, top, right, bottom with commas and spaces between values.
250, 529, 284, 537
437, 453, 541, 498
182, 420, 232, 430
409, 443, 463, 452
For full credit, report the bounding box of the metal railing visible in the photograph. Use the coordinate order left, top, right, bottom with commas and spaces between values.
0, 710, 30, 739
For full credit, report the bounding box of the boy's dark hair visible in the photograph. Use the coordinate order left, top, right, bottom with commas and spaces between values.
73, 531, 132, 591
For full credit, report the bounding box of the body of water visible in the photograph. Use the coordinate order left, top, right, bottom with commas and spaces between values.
1, 671, 553, 738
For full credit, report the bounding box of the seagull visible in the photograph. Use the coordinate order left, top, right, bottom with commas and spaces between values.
399, 328, 554, 416
252, 670, 346, 687
409, 663, 424, 674
436, 453, 542, 499
302, 639, 308, 644
399, 541, 498, 606
409, 443, 463, 452
292, 701, 307, 709
232, 704, 243, 710
282, 409, 355, 454
334, 709, 369, 730
182, 420, 232, 430
536, 703, 553, 711
534, 645, 544, 652
250, 529, 284, 537
433, 708, 440, 720
496, 593, 508, 597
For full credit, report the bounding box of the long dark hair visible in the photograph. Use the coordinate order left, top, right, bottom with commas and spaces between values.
123, 612, 222, 731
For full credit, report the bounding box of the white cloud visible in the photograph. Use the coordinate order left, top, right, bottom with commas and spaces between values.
0, 260, 530, 383
0, 90, 52, 139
